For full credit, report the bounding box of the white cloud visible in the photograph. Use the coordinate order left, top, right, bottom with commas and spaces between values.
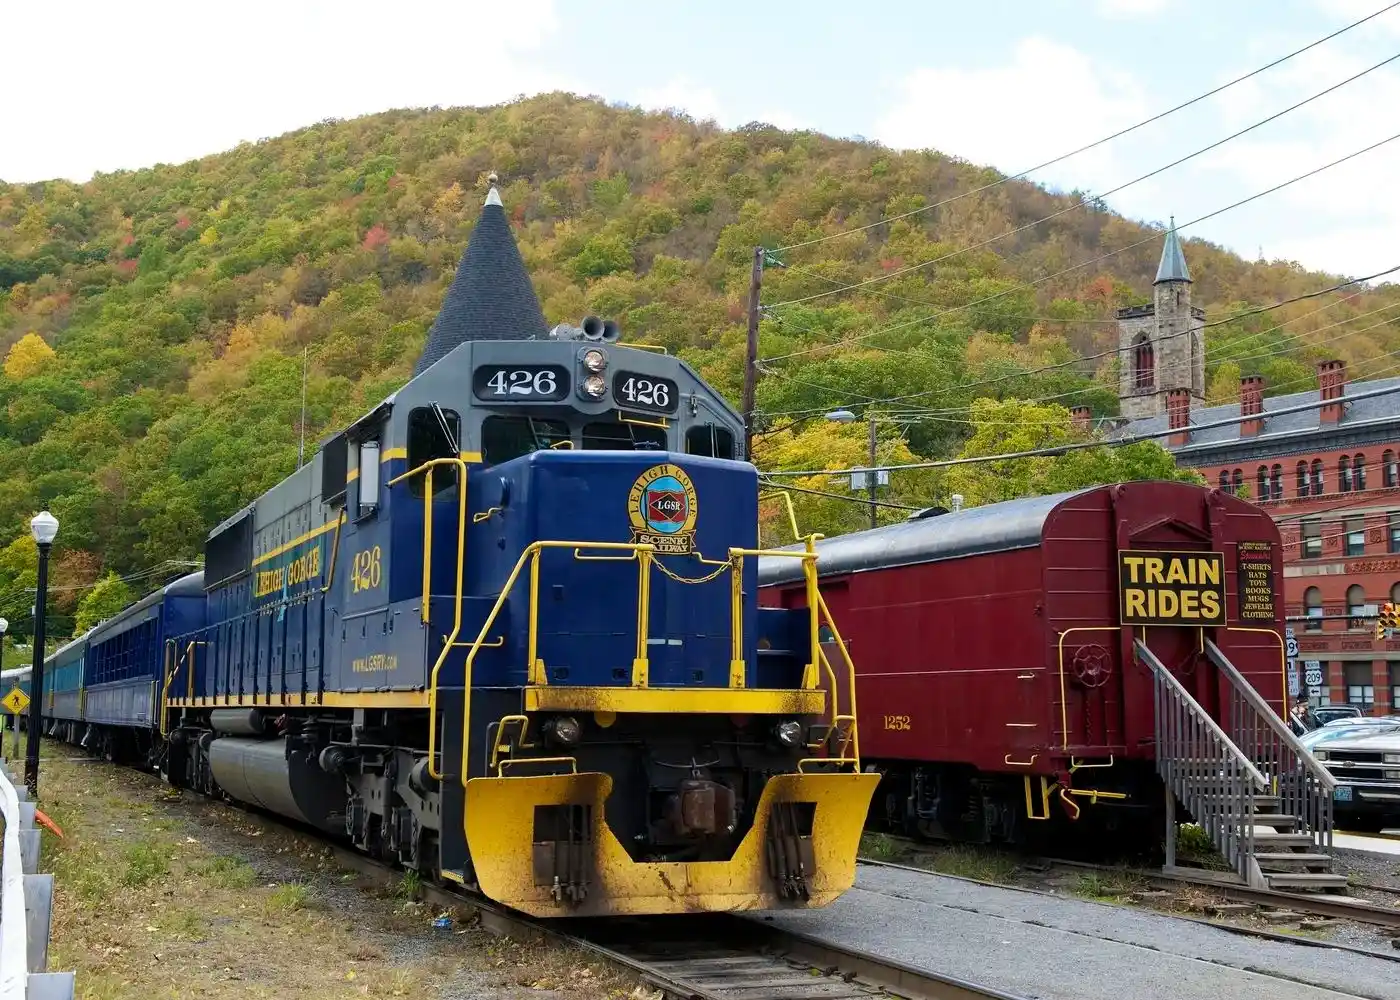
632, 78, 726, 123
872, 38, 1148, 197
2, 0, 568, 182
1095, 0, 1168, 17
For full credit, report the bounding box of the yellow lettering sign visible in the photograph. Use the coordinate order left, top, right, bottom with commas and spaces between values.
1119, 550, 1226, 627
254, 544, 323, 599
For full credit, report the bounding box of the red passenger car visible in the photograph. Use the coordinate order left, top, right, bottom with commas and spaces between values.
757, 482, 1289, 854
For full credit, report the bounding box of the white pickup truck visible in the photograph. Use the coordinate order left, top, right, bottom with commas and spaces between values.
1304, 719, 1400, 830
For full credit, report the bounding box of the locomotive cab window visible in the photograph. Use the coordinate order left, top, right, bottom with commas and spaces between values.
582, 421, 666, 451
407, 407, 461, 496
685, 424, 735, 459
481, 415, 570, 466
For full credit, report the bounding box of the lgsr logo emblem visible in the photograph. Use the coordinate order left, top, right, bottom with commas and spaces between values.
628, 463, 698, 555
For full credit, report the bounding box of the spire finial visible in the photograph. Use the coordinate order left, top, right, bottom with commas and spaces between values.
1154, 213, 1190, 284
484, 171, 502, 207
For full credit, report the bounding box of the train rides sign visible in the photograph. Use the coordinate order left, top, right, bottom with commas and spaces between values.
1118, 550, 1226, 627
628, 463, 698, 555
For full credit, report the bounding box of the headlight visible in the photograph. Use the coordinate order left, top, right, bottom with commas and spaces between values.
1384, 753, 1400, 764
546, 715, 581, 747
773, 720, 803, 748
582, 374, 606, 398
582, 348, 607, 373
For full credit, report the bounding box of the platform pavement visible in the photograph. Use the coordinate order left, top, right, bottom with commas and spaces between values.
1334, 830, 1400, 856
753, 861, 1399, 1000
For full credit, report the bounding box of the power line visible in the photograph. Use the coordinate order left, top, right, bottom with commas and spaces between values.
772, 1, 1400, 254
757, 479, 925, 511
760, 132, 1400, 365
767, 49, 1400, 312
757, 265, 1400, 420
762, 379, 1400, 478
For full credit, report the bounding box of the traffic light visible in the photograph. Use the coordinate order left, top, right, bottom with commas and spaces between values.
1379, 602, 1398, 640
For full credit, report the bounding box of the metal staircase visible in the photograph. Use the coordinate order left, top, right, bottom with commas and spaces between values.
1136, 638, 1346, 894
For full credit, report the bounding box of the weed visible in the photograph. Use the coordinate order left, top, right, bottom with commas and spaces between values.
154, 908, 206, 940
1073, 869, 1147, 902
121, 842, 170, 887
1174, 823, 1231, 871
396, 868, 423, 900
200, 854, 257, 889
930, 846, 1020, 884
266, 882, 309, 913
860, 833, 900, 861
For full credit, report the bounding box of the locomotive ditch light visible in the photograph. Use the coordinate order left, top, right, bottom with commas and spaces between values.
581, 374, 606, 399
773, 719, 803, 748
581, 348, 607, 373
545, 715, 582, 747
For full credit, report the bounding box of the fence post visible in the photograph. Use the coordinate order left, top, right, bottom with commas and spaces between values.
0, 755, 75, 1000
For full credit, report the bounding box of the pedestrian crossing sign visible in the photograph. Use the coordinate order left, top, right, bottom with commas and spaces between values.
2, 686, 29, 715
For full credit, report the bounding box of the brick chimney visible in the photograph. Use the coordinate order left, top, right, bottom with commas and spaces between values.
1317, 360, 1346, 424
1167, 388, 1191, 447
1240, 375, 1265, 436
1070, 406, 1091, 431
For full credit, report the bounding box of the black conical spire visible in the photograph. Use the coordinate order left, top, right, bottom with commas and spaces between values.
413, 179, 548, 375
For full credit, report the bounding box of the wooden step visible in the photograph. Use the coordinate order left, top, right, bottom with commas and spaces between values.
1252, 832, 1316, 848
1262, 872, 1350, 892
1249, 813, 1299, 829
1192, 794, 1281, 810
1252, 852, 1334, 871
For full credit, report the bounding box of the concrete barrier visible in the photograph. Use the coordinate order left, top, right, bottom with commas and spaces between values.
0, 759, 73, 1000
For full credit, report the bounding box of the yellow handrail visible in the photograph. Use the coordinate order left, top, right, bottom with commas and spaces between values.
387, 457, 470, 781
814, 589, 862, 769
160, 639, 177, 738
461, 540, 655, 787
758, 490, 802, 544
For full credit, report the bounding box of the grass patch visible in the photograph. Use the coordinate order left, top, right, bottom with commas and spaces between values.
1175, 823, 1231, 871
860, 832, 900, 861
121, 842, 171, 887
930, 846, 1021, 884
198, 854, 257, 889
266, 881, 309, 913
1073, 869, 1148, 903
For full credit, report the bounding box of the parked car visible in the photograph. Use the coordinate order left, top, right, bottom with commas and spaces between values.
1307, 722, 1400, 830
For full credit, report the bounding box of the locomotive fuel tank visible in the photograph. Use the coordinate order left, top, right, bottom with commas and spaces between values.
207, 737, 346, 835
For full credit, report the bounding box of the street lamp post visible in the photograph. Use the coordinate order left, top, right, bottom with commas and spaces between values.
826, 409, 881, 529
25, 511, 58, 796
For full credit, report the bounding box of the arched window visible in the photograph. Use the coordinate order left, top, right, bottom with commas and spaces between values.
1232, 469, 1243, 495
1354, 453, 1366, 491
1304, 586, 1323, 631
1296, 461, 1309, 497
1384, 450, 1398, 488
1257, 466, 1270, 500
1348, 584, 1368, 629
1271, 464, 1283, 499
1392, 581, 1400, 605
1339, 455, 1353, 492
1132, 334, 1154, 392
1311, 459, 1324, 495
1218, 471, 1230, 490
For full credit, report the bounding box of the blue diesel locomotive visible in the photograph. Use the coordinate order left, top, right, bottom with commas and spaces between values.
41, 182, 876, 917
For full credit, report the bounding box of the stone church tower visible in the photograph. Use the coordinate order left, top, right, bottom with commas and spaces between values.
1117, 219, 1206, 420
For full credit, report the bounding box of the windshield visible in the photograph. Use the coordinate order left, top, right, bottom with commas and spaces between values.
1303, 722, 1400, 747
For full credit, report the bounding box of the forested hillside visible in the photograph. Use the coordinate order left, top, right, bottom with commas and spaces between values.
2, 92, 1397, 639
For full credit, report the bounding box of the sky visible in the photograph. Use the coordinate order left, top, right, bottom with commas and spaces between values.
4, 0, 1399, 277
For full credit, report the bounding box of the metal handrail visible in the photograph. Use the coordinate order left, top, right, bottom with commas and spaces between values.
1137, 638, 1264, 884
1136, 640, 1267, 790
1206, 639, 1336, 854
0, 757, 73, 998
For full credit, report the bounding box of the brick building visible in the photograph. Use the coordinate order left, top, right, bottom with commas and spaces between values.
1103, 227, 1400, 715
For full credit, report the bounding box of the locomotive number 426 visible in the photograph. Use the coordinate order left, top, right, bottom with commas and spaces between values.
883, 714, 911, 731
351, 545, 382, 594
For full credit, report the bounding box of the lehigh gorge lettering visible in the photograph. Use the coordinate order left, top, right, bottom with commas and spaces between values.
1119, 550, 1226, 626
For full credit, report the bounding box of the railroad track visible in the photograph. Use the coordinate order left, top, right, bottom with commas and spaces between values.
45, 745, 1029, 1000
328, 842, 1030, 1000
860, 836, 1400, 936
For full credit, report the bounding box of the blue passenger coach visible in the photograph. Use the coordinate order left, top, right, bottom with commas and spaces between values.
46, 629, 93, 732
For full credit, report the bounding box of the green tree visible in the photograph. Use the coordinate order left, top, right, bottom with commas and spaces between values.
74, 571, 134, 632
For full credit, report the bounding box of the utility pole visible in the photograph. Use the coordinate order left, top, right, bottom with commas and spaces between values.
297, 346, 309, 469
867, 412, 878, 530
741, 246, 764, 460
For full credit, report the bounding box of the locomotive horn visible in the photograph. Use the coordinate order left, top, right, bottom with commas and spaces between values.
600, 319, 621, 343
581, 315, 605, 340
